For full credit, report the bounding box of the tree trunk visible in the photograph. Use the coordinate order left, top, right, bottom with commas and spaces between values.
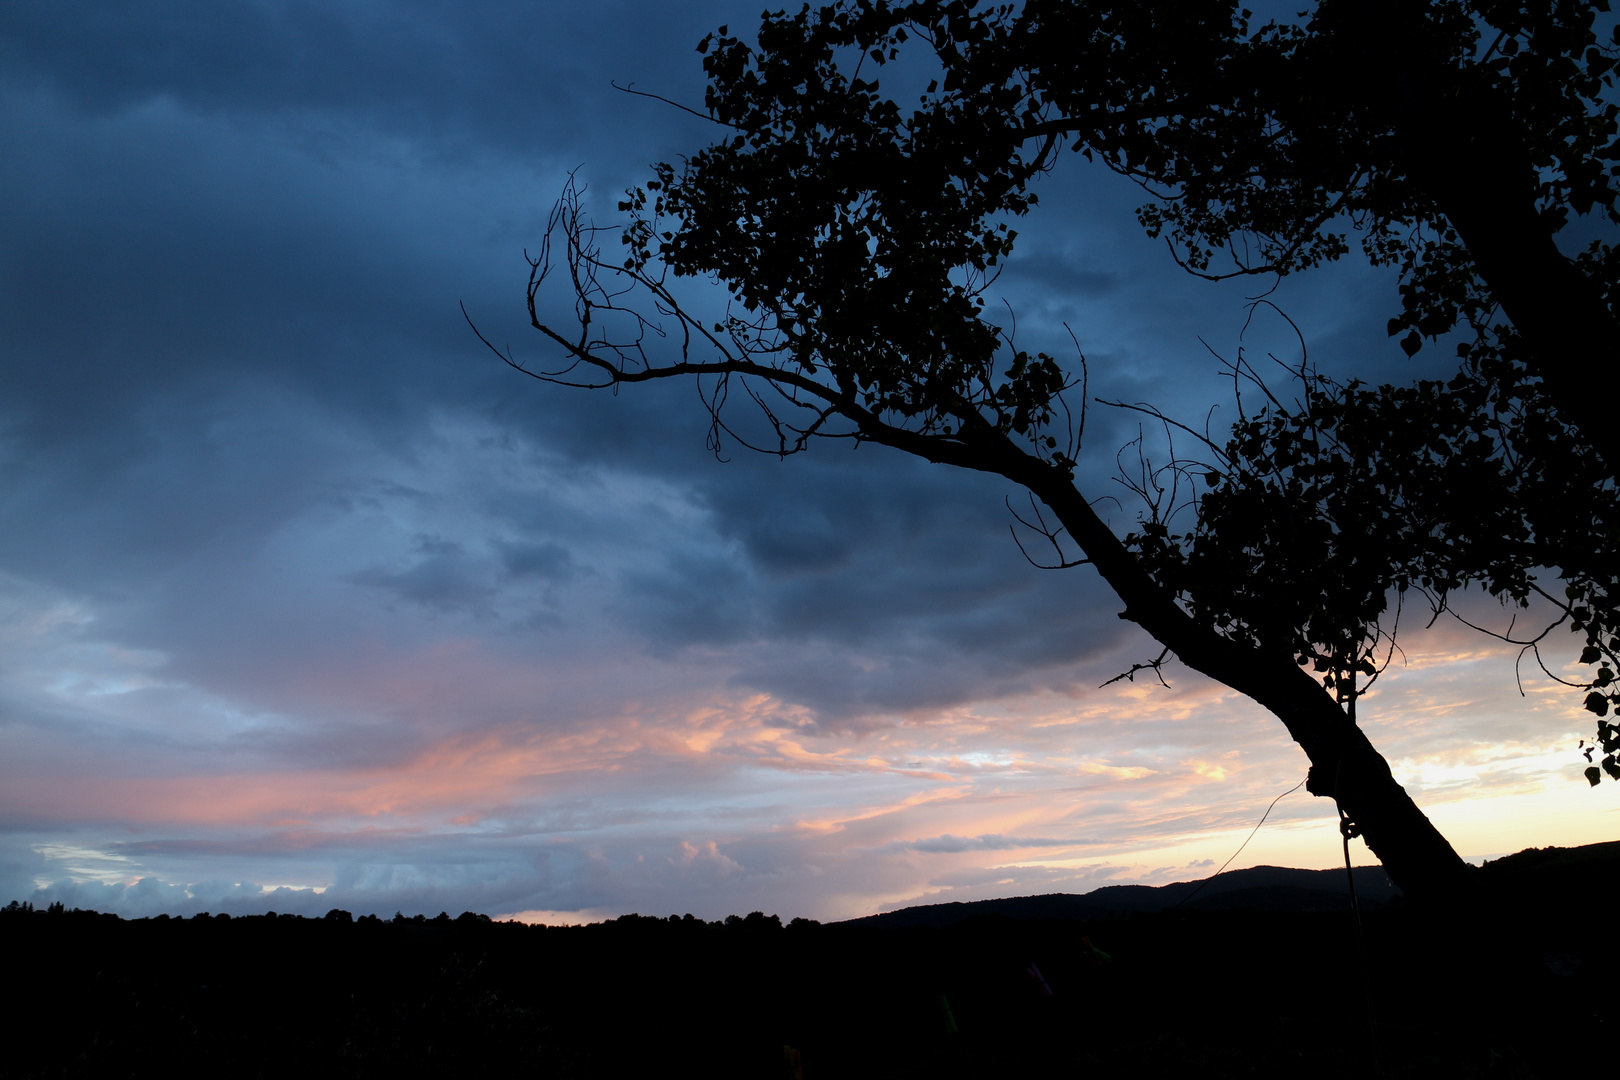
996, 445, 1477, 898
1394, 94, 1620, 475
1330, 0, 1620, 474
878, 424, 1475, 898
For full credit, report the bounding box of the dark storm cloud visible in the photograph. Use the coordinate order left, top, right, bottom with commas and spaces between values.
496, 539, 576, 581
0, 0, 741, 157
0, 0, 1230, 755
347, 537, 497, 613
1001, 248, 1121, 299
717, 549, 1127, 729
0, 0, 743, 681
0, 0, 748, 472
551, 438, 1140, 727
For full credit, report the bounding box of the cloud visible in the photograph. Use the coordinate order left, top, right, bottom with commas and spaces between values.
496, 539, 575, 582
1001, 248, 1122, 298
870, 833, 1098, 855
0, 0, 740, 162
346, 537, 498, 613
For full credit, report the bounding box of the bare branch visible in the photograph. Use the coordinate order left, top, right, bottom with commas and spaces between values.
612, 80, 739, 128
1006, 494, 1091, 570
1101, 646, 1174, 689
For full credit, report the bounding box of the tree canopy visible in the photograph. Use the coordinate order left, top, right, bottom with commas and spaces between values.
495, 0, 1620, 895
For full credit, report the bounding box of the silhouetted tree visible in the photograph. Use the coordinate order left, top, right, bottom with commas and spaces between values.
494, 1, 1620, 896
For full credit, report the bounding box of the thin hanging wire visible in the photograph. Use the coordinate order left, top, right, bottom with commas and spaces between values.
1172, 778, 1306, 909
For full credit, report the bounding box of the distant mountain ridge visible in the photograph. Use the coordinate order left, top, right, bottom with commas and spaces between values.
840, 864, 1401, 929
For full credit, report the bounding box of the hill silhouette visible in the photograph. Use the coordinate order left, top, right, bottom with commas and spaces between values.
841, 863, 1402, 928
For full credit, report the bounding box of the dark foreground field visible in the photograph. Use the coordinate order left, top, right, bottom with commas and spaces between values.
6, 843, 1615, 1079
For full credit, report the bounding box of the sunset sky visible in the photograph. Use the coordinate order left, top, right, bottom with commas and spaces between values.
2, 0, 1615, 923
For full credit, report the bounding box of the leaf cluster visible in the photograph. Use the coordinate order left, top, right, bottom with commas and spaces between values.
619, 4, 1075, 448
683, 2, 1620, 361
1123, 346, 1620, 771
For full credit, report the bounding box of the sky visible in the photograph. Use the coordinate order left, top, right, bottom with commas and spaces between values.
2, 0, 1615, 923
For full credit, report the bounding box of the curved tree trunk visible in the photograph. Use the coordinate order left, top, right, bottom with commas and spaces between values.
891, 428, 1478, 899
1336, 0, 1620, 474
1407, 140, 1620, 475
1031, 467, 1476, 898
